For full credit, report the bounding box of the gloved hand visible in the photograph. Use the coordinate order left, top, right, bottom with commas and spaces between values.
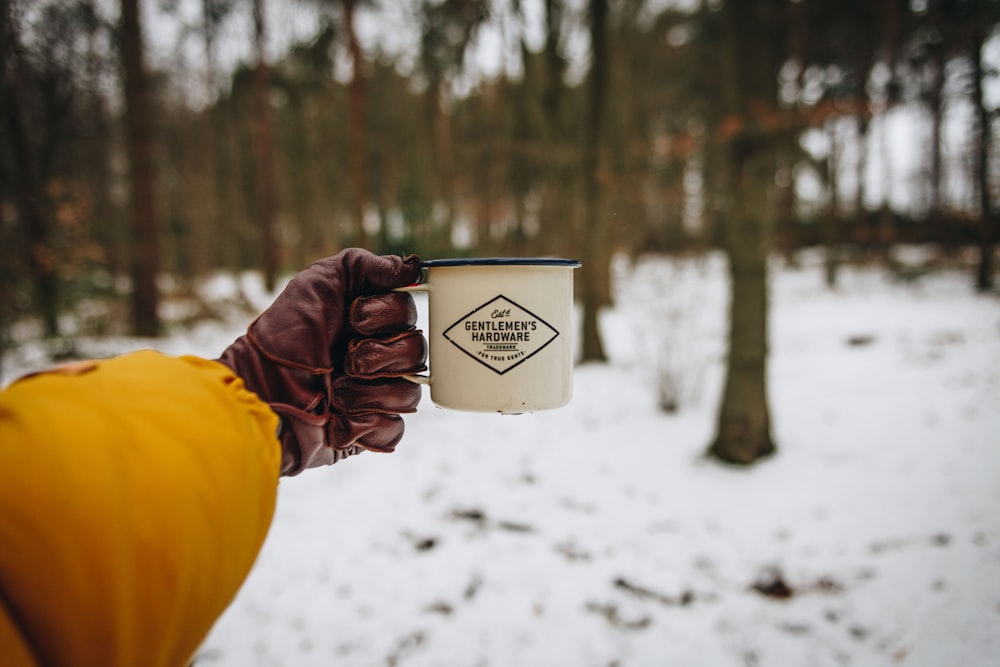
218, 249, 426, 476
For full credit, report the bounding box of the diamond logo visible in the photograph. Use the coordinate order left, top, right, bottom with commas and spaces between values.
443, 295, 560, 375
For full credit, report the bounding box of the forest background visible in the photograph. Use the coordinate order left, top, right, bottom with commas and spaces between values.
1, 0, 998, 462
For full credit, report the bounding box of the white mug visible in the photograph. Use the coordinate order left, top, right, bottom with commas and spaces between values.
396, 258, 581, 413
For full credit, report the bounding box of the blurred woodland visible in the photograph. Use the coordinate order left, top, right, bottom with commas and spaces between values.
1, 0, 998, 460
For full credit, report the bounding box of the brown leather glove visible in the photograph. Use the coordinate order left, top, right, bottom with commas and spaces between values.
218, 249, 426, 476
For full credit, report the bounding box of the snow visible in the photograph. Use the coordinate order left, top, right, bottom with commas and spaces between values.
7, 250, 999, 666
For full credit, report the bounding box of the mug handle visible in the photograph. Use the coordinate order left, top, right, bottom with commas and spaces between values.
392, 284, 427, 294
393, 283, 431, 385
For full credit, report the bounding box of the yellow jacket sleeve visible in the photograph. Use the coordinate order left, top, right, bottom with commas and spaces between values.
0, 350, 282, 667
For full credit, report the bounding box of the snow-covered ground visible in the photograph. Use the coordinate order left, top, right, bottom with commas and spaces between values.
6, 250, 999, 666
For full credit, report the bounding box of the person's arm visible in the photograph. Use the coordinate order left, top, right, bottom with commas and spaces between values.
0, 249, 427, 666
217, 249, 426, 474
0, 351, 281, 667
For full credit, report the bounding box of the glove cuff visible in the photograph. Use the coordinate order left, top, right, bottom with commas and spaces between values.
269, 402, 364, 475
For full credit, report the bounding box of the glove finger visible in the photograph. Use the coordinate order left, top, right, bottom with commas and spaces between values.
336, 249, 422, 296
344, 330, 427, 379
247, 251, 420, 371
330, 412, 406, 453
350, 292, 418, 336
330, 376, 422, 415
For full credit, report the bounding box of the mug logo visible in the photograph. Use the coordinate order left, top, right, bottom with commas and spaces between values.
443, 295, 560, 375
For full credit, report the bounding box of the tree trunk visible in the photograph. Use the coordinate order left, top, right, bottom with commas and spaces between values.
579, 0, 610, 362
537, 0, 575, 260
972, 16, 995, 292
121, 0, 161, 337
973, 36, 998, 292
927, 39, 946, 245
1, 4, 59, 338
709, 138, 776, 465
775, 142, 798, 266
707, 0, 777, 465
251, 0, 279, 291
854, 113, 870, 253
344, 0, 371, 249
822, 120, 840, 288
195, 0, 224, 277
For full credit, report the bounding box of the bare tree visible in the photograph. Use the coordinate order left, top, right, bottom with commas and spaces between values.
191, 0, 230, 275
1, 0, 59, 338
536, 0, 574, 258
120, 0, 161, 336
578, 0, 610, 362
971, 7, 995, 291
343, 0, 371, 248
416, 0, 488, 248
706, 0, 780, 465
251, 0, 279, 290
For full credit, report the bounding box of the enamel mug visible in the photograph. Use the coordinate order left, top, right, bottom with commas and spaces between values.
397, 258, 581, 413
